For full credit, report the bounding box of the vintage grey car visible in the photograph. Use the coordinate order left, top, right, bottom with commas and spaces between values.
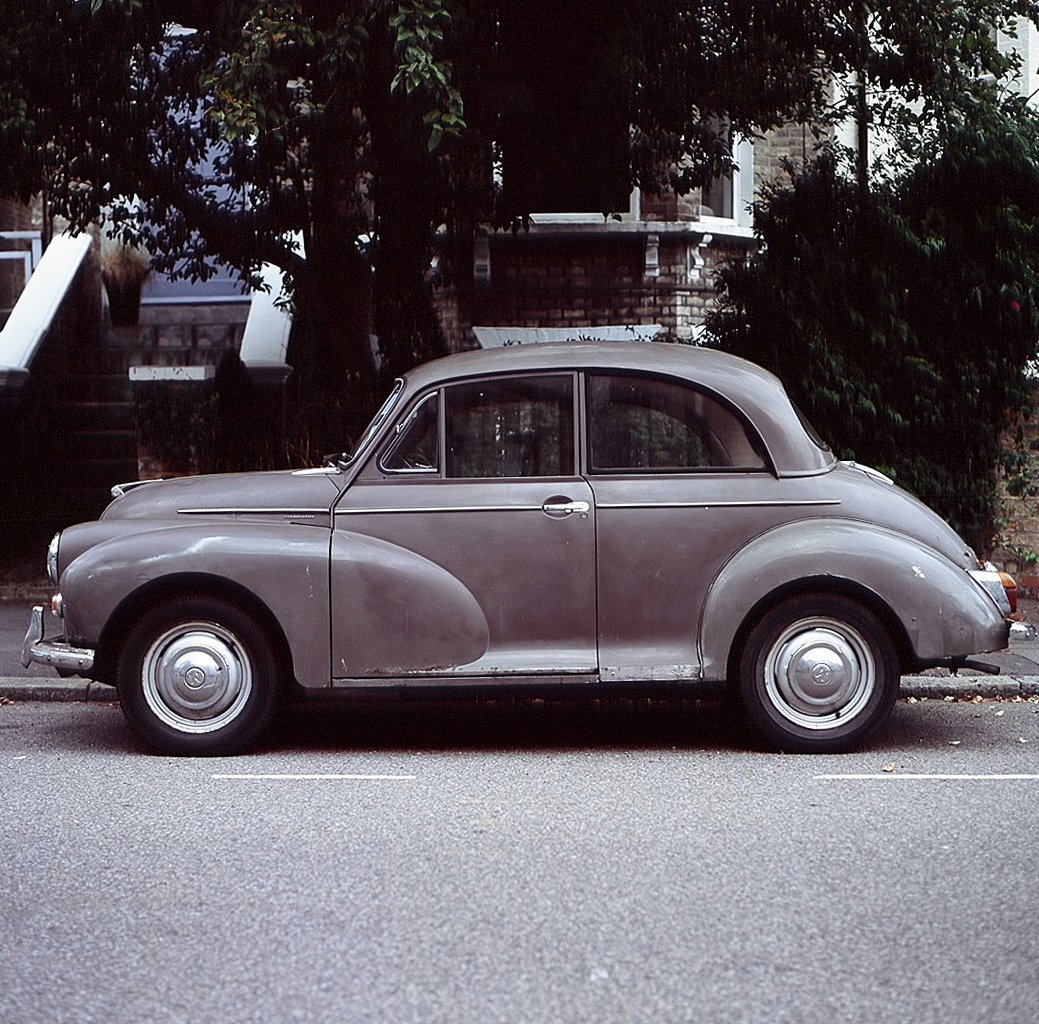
23, 341, 1013, 755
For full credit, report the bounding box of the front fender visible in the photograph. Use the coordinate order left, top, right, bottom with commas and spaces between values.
699, 519, 1008, 681
60, 522, 331, 688
330, 530, 490, 676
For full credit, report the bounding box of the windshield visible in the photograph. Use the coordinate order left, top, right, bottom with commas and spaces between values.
339, 378, 405, 467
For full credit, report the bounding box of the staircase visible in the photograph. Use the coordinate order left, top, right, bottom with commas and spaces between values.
54, 338, 139, 521
1, 234, 248, 536
53, 317, 246, 521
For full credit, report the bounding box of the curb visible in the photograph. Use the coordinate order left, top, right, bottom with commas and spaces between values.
0, 678, 117, 702
3, 676, 1039, 704
900, 675, 1039, 699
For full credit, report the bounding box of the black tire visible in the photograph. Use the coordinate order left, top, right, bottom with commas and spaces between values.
116, 596, 281, 756
737, 594, 899, 753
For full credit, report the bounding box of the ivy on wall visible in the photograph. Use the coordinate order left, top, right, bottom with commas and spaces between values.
133, 382, 220, 478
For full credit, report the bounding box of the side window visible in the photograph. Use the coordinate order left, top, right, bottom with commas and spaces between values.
587, 373, 766, 472
381, 392, 439, 473
446, 375, 575, 478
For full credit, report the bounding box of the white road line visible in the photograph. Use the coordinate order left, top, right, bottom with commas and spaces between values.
816, 773, 1039, 781
211, 773, 416, 781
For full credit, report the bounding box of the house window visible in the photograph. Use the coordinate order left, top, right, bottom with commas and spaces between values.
700, 133, 755, 232
996, 18, 1039, 103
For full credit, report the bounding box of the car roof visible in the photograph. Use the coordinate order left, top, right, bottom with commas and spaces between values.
402, 341, 835, 476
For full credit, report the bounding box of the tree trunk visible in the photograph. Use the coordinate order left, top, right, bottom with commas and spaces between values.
365, 14, 449, 382
286, 250, 376, 458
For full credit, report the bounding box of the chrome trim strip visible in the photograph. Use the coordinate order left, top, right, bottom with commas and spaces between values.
111, 479, 162, 499
336, 504, 544, 515
177, 507, 329, 515
596, 499, 842, 510
46, 531, 60, 585
331, 673, 599, 689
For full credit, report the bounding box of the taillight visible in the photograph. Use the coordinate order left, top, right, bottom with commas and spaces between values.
999, 571, 1019, 615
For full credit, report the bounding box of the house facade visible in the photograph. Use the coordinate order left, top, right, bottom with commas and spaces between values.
435, 126, 813, 351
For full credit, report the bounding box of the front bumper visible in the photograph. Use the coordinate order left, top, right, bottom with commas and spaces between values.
21, 605, 95, 676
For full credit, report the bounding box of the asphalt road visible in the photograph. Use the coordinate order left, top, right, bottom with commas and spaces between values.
3, 698, 1039, 1024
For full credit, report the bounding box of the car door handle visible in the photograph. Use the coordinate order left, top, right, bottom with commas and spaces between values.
541, 497, 590, 518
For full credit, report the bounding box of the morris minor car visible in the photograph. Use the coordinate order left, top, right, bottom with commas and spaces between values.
23, 342, 1014, 754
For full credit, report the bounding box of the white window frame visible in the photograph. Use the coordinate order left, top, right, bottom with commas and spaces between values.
997, 17, 1039, 104
698, 137, 755, 236
527, 187, 642, 226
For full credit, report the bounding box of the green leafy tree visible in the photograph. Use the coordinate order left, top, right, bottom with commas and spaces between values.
707, 97, 1039, 553
3, 0, 1035, 459
0, 0, 873, 451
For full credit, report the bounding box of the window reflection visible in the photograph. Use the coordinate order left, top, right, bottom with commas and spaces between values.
446, 376, 574, 478
588, 374, 765, 472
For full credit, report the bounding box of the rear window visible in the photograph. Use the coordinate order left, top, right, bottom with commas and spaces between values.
791, 400, 831, 453
587, 373, 767, 472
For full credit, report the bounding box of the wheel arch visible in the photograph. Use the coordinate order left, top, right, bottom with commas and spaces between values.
724, 576, 913, 690
94, 572, 295, 689
699, 518, 1006, 684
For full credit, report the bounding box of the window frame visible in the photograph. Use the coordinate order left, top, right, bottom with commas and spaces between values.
699, 136, 755, 235
442, 371, 580, 481
376, 371, 582, 482
377, 389, 442, 476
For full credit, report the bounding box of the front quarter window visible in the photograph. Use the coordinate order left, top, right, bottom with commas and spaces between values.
334, 379, 405, 468
381, 392, 440, 473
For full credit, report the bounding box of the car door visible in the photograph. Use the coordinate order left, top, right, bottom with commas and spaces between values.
583, 370, 781, 682
330, 372, 597, 682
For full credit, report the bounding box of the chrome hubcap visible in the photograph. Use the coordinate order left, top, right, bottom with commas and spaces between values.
142, 621, 252, 734
763, 617, 875, 730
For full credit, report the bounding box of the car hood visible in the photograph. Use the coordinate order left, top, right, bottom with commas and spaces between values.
101, 468, 343, 521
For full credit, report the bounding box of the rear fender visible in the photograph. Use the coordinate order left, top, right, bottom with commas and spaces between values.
699, 519, 1007, 681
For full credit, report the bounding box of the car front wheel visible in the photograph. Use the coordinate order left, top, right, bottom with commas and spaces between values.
116, 597, 281, 756
737, 594, 899, 753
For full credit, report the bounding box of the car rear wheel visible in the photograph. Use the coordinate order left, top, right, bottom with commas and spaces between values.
737, 594, 899, 753
116, 596, 281, 756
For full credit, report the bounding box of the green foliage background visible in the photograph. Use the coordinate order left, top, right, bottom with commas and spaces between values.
707, 101, 1039, 554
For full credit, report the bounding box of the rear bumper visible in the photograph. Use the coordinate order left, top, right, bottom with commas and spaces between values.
21, 605, 95, 676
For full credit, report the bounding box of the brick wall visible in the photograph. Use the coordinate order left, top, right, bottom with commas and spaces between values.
436, 228, 752, 351
131, 302, 249, 368
753, 123, 820, 189
0, 199, 33, 314
995, 401, 1039, 590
